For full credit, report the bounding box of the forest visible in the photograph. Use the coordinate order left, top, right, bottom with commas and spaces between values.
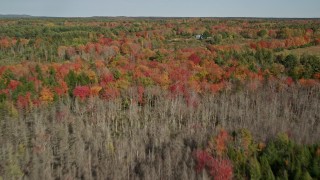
0, 17, 320, 179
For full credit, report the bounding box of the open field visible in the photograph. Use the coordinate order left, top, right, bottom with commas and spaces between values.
278, 45, 320, 57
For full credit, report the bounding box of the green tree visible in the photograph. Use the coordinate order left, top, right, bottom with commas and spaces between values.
258, 29, 268, 38
249, 157, 262, 179
202, 30, 211, 39
281, 54, 299, 69
260, 156, 276, 180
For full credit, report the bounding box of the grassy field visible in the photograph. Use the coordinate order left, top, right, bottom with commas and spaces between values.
278, 45, 320, 57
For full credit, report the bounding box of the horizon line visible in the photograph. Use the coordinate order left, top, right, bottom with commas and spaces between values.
1, 14, 320, 19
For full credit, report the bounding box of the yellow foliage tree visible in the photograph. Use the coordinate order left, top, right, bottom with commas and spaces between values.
40, 87, 54, 102
90, 86, 102, 96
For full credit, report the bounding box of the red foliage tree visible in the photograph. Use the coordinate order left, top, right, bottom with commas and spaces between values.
137, 86, 145, 104
210, 82, 224, 94
8, 80, 20, 91
169, 83, 186, 95
101, 87, 120, 100
17, 92, 32, 109
285, 77, 294, 86
0, 89, 9, 97
54, 81, 69, 97
189, 53, 201, 65
98, 37, 113, 46
169, 67, 191, 83
100, 73, 114, 87
73, 86, 91, 100
194, 150, 233, 180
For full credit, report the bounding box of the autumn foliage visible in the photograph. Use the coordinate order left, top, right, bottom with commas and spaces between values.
73, 86, 91, 100
194, 150, 233, 180
0, 17, 320, 179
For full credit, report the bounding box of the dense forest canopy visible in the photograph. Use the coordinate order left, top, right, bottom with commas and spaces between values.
0, 17, 320, 179
0, 17, 320, 104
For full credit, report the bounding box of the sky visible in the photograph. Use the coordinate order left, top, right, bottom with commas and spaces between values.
1, 0, 320, 18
